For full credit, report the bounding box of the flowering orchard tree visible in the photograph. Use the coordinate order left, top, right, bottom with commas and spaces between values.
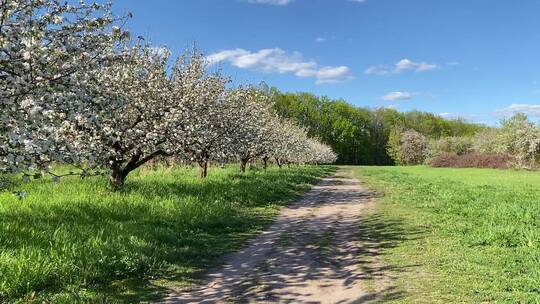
272, 120, 310, 167
57, 44, 182, 187
170, 50, 231, 178
0, 0, 128, 173
266, 119, 336, 167
228, 86, 280, 173
1, 0, 337, 186
256, 115, 283, 170
304, 139, 338, 165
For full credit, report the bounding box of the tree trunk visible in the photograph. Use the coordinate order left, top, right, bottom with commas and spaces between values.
275, 157, 282, 168
109, 168, 127, 189
240, 158, 248, 173
107, 150, 170, 189
198, 161, 208, 179
262, 157, 269, 171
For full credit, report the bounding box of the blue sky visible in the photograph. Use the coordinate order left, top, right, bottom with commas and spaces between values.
111, 0, 540, 125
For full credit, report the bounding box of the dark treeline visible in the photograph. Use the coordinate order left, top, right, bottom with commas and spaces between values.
272, 90, 484, 165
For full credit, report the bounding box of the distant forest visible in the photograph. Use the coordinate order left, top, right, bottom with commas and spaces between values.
272, 90, 483, 165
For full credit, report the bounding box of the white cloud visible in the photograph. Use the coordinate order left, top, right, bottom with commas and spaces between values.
349, 0, 367, 2
208, 48, 315, 74
438, 112, 454, 118
364, 65, 390, 76
315, 37, 326, 43
246, 0, 294, 5
314, 66, 353, 84
207, 48, 354, 85
381, 91, 412, 101
206, 49, 248, 64
365, 58, 439, 75
438, 112, 483, 122
394, 59, 438, 73
495, 104, 540, 118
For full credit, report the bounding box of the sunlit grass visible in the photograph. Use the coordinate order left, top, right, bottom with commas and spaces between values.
0, 164, 333, 303
351, 166, 540, 303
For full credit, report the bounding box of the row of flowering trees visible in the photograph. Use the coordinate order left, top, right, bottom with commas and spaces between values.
1, 0, 337, 187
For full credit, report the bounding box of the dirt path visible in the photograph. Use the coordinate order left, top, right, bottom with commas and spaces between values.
162, 170, 386, 304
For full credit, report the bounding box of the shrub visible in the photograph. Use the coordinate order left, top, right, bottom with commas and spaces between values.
496, 114, 540, 168
429, 153, 513, 169
472, 129, 501, 154
468, 115, 540, 169
399, 130, 428, 165
426, 136, 472, 161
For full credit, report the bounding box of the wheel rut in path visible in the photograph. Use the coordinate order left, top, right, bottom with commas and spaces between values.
162, 170, 384, 304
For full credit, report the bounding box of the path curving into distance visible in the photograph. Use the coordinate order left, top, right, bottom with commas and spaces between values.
162, 170, 392, 304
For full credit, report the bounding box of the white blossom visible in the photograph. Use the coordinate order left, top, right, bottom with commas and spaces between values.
0, 0, 129, 173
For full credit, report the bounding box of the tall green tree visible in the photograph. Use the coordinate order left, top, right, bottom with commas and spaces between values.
272, 90, 483, 165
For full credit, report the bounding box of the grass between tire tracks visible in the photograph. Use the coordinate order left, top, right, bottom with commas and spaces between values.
0, 165, 334, 303
350, 166, 540, 303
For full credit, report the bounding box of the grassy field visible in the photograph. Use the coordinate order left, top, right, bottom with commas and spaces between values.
351, 166, 540, 303
0, 165, 333, 303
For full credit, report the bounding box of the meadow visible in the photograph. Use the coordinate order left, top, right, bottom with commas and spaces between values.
0, 165, 333, 303
352, 166, 540, 303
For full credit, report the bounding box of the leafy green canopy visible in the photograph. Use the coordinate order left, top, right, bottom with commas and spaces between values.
272, 90, 483, 165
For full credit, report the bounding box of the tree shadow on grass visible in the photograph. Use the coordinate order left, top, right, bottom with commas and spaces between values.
124, 166, 336, 206
0, 166, 336, 302
110, 166, 338, 302
352, 203, 424, 303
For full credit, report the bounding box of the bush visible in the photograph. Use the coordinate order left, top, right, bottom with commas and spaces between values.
467, 115, 540, 169
496, 114, 540, 168
426, 136, 472, 160
387, 129, 428, 165
428, 153, 513, 169
472, 129, 500, 154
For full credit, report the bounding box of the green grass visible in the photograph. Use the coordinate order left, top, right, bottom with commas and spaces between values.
0, 165, 333, 303
350, 166, 540, 303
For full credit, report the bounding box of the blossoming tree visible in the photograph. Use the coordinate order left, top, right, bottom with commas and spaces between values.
0, 0, 128, 173
57, 44, 182, 187
170, 50, 232, 178
227, 86, 280, 173
1, 1, 337, 187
